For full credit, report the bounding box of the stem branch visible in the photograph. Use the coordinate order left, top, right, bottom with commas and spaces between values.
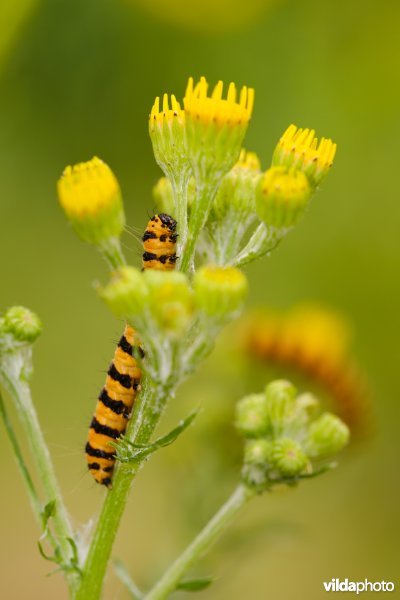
145, 485, 255, 600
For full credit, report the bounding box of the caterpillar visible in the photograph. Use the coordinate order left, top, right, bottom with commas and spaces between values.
142, 213, 178, 270
86, 214, 177, 486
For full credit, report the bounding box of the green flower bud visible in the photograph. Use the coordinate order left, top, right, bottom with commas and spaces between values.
2, 306, 42, 343
184, 77, 254, 181
212, 149, 261, 221
57, 157, 125, 245
272, 124, 337, 189
265, 380, 297, 435
270, 438, 309, 477
256, 166, 311, 228
305, 413, 350, 459
242, 439, 273, 490
235, 393, 269, 438
194, 265, 248, 318
144, 270, 193, 335
244, 438, 272, 465
149, 93, 191, 184
99, 266, 149, 319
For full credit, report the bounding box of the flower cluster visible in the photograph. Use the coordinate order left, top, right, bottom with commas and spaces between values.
236, 380, 349, 490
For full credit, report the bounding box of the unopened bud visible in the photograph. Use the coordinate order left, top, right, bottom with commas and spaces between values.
270, 438, 309, 477
144, 270, 193, 335
100, 266, 149, 319
2, 306, 42, 344
194, 265, 248, 318
305, 412, 350, 459
235, 393, 269, 438
256, 166, 311, 228
265, 380, 297, 435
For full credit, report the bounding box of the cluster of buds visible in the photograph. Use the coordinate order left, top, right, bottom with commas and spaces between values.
235, 380, 349, 491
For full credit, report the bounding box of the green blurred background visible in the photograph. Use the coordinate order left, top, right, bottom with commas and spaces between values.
1, 0, 399, 598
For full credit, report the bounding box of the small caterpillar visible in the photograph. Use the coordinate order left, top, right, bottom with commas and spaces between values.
86, 214, 177, 486
142, 213, 178, 270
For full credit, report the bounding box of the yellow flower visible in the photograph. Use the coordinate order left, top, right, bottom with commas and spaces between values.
194, 265, 248, 317
236, 148, 261, 171
57, 157, 125, 245
183, 76, 254, 180
149, 93, 185, 128
272, 124, 337, 188
149, 93, 189, 179
184, 76, 254, 128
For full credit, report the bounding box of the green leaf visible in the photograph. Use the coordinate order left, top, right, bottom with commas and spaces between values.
41, 499, 56, 530
115, 408, 199, 464
176, 576, 214, 591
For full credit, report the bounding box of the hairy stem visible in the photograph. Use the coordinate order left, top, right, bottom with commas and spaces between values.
230, 223, 286, 268
180, 181, 219, 273
0, 360, 77, 592
75, 374, 174, 600
170, 169, 191, 263
0, 390, 42, 524
99, 236, 127, 270
145, 485, 255, 600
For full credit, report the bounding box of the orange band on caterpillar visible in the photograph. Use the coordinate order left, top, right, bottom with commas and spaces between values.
86, 214, 177, 486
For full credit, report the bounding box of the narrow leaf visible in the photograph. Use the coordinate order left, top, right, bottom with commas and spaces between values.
176, 576, 214, 592
114, 559, 143, 599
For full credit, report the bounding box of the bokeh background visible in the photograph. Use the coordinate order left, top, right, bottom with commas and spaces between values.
1, 0, 399, 598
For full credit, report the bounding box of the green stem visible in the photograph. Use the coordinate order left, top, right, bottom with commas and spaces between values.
0, 361, 77, 592
170, 169, 191, 264
0, 390, 42, 523
75, 374, 174, 600
230, 223, 286, 268
144, 485, 255, 600
180, 181, 219, 274
114, 559, 144, 599
99, 236, 127, 270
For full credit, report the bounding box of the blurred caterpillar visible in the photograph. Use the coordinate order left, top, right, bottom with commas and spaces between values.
86, 213, 177, 486
241, 305, 371, 434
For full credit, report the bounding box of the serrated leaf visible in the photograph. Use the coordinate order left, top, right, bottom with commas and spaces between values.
176, 576, 214, 591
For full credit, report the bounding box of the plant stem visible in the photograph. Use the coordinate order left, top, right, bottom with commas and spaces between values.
99, 236, 127, 270
0, 360, 78, 592
231, 223, 286, 268
170, 169, 191, 263
114, 559, 144, 599
75, 374, 174, 600
180, 181, 219, 273
0, 390, 42, 523
144, 485, 255, 600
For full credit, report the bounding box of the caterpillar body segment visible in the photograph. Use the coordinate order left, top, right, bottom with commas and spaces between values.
87, 213, 177, 486
86, 325, 142, 487
142, 213, 178, 270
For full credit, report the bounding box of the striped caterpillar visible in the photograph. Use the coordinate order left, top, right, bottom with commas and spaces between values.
85, 213, 178, 486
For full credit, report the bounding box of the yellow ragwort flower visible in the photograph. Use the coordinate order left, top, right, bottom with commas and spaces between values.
183, 76, 254, 180
149, 93, 189, 177
184, 76, 254, 127
57, 157, 125, 245
272, 124, 337, 188
236, 148, 261, 172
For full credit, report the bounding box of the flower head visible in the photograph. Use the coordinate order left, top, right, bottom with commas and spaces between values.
183, 76, 254, 180
57, 157, 125, 245
149, 93, 189, 178
272, 124, 337, 189
1, 306, 42, 344
194, 265, 248, 318
256, 165, 311, 228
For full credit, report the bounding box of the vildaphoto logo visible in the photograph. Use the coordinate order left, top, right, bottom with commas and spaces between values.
323, 579, 395, 594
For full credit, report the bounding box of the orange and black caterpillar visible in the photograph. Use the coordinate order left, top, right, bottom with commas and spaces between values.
86, 214, 177, 486
142, 213, 178, 270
